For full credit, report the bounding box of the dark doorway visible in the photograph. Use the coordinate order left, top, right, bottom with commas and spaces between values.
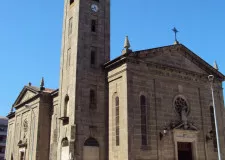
178, 142, 193, 160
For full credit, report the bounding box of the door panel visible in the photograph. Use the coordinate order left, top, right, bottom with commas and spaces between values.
83, 146, 99, 160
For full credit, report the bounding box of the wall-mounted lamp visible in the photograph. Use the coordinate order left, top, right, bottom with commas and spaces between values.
206, 130, 214, 142
159, 128, 168, 140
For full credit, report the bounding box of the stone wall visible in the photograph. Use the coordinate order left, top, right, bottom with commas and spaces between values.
57, 0, 110, 159
5, 92, 52, 160
106, 45, 225, 160
108, 63, 129, 160
125, 49, 225, 160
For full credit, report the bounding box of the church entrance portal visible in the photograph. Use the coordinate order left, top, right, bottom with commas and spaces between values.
178, 142, 192, 160
83, 137, 99, 160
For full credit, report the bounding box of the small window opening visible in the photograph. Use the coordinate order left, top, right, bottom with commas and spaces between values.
60, 95, 69, 125
68, 17, 73, 36
62, 137, 69, 147
91, 20, 96, 32
90, 89, 96, 109
91, 50, 96, 66
70, 0, 74, 5
64, 95, 69, 117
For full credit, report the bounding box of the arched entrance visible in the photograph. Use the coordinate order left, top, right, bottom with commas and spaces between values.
83, 137, 99, 160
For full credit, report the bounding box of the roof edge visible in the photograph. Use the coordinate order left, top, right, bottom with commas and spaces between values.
7, 112, 15, 119
105, 43, 225, 81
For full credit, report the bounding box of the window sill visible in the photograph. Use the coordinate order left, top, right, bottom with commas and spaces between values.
59, 117, 69, 125
140, 145, 151, 150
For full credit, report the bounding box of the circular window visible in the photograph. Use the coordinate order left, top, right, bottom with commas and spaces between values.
173, 95, 190, 116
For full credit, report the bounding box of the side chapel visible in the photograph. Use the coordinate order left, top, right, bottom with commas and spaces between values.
5, 0, 225, 160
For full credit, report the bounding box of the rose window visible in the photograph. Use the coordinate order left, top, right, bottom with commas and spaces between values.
174, 96, 189, 116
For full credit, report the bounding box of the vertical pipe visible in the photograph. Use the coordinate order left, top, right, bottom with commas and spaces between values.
210, 82, 222, 160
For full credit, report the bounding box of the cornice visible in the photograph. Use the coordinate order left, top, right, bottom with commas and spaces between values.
179, 45, 225, 80
51, 89, 59, 97
107, 68, 127, 82
126, 58, 220, 84
7, 112, 15, 119
105, 44, 225, 82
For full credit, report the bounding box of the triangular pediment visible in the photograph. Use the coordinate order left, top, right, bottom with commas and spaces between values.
105, 44, 225, 80
144, 49, 206, 74
130, 44, 225, 80
13, 86, 40, 107
20, 90, 36, 103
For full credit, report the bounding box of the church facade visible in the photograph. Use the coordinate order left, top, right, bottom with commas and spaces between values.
5, 0, 225, 160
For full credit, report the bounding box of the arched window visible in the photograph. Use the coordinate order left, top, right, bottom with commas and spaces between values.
115, 96, 120, 146
61, 137, 69, 160
61, 137, 69, 147
69, 0, 74, 5
84, 137, 99, 147
90, 89, 96, 109
210, 106, 217, 149
64, 95, 69, 117
140, 95, 147, 145
91, 20, 97, 32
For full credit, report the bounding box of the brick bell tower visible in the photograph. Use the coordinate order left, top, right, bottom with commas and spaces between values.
57, 0, 110, 159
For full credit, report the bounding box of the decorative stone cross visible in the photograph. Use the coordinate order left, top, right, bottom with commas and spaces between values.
172, 27, 179, 44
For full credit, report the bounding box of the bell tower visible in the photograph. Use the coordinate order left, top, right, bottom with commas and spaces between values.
57, 0, 110, 159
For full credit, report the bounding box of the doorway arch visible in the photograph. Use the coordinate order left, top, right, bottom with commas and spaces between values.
61, 137, 69, 160
83, 137, 99, 160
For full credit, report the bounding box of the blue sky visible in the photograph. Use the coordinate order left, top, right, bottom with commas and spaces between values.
0, 0, 225, 116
